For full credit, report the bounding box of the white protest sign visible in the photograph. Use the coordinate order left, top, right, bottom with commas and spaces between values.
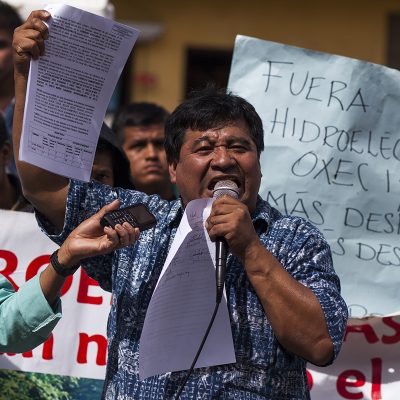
228, 35, 400, 317
0, 210, 110, 379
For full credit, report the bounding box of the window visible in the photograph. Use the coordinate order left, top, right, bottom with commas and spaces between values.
107, 53, 132, 114
184, 47, 233, 97
387, 14, 400, 69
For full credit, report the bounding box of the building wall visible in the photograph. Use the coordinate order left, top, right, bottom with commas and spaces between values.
113, 0, 400, 111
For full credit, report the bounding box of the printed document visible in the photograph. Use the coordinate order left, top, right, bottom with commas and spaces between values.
139, 198, 236, 380
19, 3, 139, 181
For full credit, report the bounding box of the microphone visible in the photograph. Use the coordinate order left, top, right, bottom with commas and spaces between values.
212, 180, 239, 303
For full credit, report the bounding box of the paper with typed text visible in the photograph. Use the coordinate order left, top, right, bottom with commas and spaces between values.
20, 3, 139, 181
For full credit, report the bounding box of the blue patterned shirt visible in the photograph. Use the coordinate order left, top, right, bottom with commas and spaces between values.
37, 179, 347, 399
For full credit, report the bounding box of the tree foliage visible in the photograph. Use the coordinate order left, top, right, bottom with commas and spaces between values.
0, 370, 103, 400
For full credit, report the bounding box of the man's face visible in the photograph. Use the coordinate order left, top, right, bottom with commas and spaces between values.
0, 30, 13, 81
121, 124, 170, 194
169, 120, 261, 213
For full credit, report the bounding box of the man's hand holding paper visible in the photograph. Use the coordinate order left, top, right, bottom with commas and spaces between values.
14, 4, 139, 183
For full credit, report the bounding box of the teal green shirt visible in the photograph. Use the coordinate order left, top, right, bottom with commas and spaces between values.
0, 274, 62, 353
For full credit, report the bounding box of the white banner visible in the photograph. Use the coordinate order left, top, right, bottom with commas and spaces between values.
1, 212, 400, 398
228, 35, 400, 318
0, 210, 110, 379
309, 316, 400, 399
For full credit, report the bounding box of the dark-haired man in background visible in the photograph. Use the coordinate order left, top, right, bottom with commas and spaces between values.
13, 11, 347, 399
0, 1, 22, 177
0, 113, 20, 209
92, 122, 133, 189
112, 102, 176, 200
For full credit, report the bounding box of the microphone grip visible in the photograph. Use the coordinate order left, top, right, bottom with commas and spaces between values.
215, 238, 227, 303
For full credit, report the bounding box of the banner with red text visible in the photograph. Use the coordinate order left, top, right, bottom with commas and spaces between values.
1, 211, 400, 399
309, 316, 400, 399
0, 209, 110, 380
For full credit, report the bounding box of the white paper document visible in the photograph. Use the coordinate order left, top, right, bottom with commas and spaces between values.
139, 198, 236, 380
19, 3, 139, 181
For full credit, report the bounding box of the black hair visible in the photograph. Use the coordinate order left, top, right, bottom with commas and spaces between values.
0, 1, 22, 35
0, 113, 7, 148
112, 102, 169, 144
96, 123, 133, 189
164, 87, 264, 164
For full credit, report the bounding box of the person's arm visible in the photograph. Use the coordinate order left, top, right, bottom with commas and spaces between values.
206, 196, 340, 366
13, 10, 68, 230
0, 274, 57, 353
39, 199, 139, 306
0, 200, 139, 353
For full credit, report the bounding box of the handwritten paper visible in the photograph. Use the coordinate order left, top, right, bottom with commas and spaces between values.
139, 198, 236, 380
228, 35, 400, 316
19, 3, 139, 181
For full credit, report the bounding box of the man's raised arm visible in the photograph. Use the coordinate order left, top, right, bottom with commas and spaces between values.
12, 10, 68, 230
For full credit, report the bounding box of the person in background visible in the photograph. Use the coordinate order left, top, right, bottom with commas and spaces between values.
112, 102, 176, 200
0, 112, 21, 209
0, 120, 132, 211
0, 1, 22, 177
13, 12, 348, 399
91, 122, 133, 189
0, 199, 138, 353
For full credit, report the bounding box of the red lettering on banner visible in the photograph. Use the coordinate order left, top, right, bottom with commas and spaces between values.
0, 250, 19, 290
22, 334, 53, 359
371, 358, 382, 400
77, 333, 107, 365
25, 255, 50, 280
42, 334, 54, 360
77, 269, 103, 304
306, 369, 313, 390
335, 358, 382, 399
336, 369, 365, 399
344, 324, 379, 343
26, 255, 73, 296
381, 317, 400, 344
1, 334, 54, 359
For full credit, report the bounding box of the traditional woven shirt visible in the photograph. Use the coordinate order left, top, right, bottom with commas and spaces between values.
37, 179, 348, 399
